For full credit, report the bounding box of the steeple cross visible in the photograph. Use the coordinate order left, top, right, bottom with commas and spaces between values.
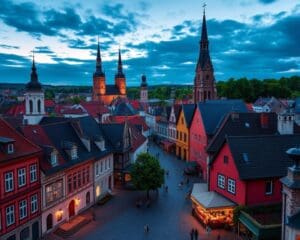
203, 3, 207, 13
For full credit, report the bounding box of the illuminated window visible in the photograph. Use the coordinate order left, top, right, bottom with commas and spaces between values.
45, 180, 63, 205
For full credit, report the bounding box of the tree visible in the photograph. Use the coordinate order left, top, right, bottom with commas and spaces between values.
131, 153, 165, 199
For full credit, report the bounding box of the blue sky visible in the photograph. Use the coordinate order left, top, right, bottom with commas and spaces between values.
0, 0, 299, 86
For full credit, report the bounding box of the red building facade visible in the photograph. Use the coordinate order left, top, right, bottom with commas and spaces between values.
209, 135, 298, 206
0, 118, 42, 240
189, 106, 208, 180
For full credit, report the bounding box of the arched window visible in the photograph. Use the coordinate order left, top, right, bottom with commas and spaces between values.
37, 99, 41, 113
46, 214, 53, 230
29, 100, 33, 113
86, 191, 90, 205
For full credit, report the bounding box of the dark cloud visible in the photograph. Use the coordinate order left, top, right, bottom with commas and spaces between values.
0, 44, 19, 49
35, 46, 55, 54
258, 0, 277, 4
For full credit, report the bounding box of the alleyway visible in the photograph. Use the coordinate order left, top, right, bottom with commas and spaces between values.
73, 143, 236, 240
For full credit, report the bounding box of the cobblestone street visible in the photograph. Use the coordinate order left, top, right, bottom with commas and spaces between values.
73, 143, 236, 240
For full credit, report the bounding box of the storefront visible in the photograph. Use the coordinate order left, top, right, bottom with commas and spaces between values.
190, 183, 235, 229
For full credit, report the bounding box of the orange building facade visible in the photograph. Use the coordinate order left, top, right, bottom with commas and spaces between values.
93, 43, 127, 105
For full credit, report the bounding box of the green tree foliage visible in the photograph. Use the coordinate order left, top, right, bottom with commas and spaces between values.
45, 89, 55, 99
131, 153, 165, 199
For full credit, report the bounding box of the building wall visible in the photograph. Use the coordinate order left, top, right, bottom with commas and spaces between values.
94, 154, 114, 201
0, 155, 41, 238
176, 110, 189, 161
246, 178, 282, 206
130, 139, 148, 163
189, 107, 208, 180
210, 143, 246, 205
167, 107, 177, 142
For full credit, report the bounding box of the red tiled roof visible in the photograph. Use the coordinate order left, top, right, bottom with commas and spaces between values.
0, 118, 41, 162
45, 99, 55, 107
6, 102, 25, 116
129, 124, 147, 152
54, 104, 86, 115
81, 101, 109, 118
111, 115, 150, 131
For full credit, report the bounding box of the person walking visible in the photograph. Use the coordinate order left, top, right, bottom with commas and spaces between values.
190, 228, 194, 240
144, 224, 149, 233
194, 228, 198, 240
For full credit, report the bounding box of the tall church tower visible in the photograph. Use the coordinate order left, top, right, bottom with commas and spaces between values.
140, 74, 148, 103
24, 53, 45, 125
193, 7, 217, 103
115, 48, 126, 95
93, 40, 106, 101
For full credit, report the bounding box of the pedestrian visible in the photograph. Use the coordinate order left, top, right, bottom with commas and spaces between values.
144, 224, 149, 233
186, 178, 190, 185
165, 185, 168, 193
190, 228, 194, 240
194, 228, 198, 240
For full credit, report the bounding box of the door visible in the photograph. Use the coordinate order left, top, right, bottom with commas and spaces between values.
69, 200, 75, 218
46, 214, 53, 230
32, 221, 39, 240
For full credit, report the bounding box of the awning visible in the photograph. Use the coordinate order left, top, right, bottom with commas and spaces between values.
191, 183, 236, 209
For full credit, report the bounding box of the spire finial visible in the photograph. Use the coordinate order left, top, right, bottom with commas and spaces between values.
94, 37, 104, 76
203, 3, 206, 14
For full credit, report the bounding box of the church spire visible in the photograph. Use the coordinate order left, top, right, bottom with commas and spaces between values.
26, 50, 42, 91
200, 5, 208, 48
94, 37, 104, 77
116, 47, 124, 77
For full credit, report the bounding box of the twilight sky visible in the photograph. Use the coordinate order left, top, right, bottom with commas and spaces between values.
0, 0, 299, 86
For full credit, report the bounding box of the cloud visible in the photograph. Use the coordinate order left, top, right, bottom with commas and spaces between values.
258, 0, 277, 4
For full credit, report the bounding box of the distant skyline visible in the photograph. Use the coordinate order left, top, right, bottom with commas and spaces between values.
0, 0, 299, 86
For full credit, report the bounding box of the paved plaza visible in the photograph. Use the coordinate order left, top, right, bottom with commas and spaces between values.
73, 143, 236, 240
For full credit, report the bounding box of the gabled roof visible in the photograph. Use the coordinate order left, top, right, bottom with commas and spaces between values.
207, 112, 278, 154
80, 101, 109, 118
180, 104, 196, 128
226, 135, 299, 180
100, 123, 130, 152
198, 99, 248, 136
0, 118, 41, 162
129, 124, 147, 152
113, 102, 137, 116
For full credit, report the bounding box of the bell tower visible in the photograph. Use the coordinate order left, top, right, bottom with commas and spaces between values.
24, 52, 45, 125
93, 39, 106, 101
115, 48, 126, 95
140, 74, 148, 103
193, 6, 217, 103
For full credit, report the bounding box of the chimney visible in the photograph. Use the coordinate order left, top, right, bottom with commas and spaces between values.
260, 113, 269, 128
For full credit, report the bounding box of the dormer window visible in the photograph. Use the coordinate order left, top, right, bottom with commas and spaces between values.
50, 152, 58, 166
7, 143, 14, 154
71, 147, 77, 160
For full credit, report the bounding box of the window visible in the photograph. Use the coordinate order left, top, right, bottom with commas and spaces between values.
50, 153, 57, 166
100, 161, 103, 172
45, 180, 63, 204
95, 163, 99, 176
184, 133, 187, 142
71, 147, 77, 159
18, 168, 26, 187
31, 194, 38, 213
5, 172, 14, 192
108, 157, 111, 169
30, 164, 37, 182
7, 143, 14, 154
228, 179, 236, 194
217, 174, 225, 189
19, 200, 27, 220
224, 156, 229, 164
265, 180, 273, 195
68, 176, 72, 193
6, 205, 15, 226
